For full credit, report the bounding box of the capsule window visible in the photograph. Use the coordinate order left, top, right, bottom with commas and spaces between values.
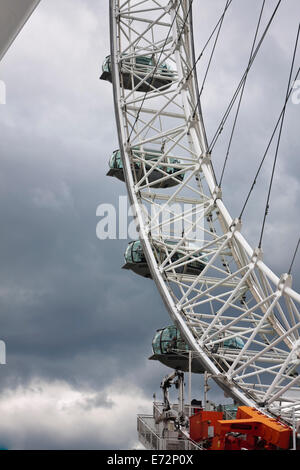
131, 241, 145, 263
113, 151, 122, 169
152, 331, 162, 354
152, 325, 190, 355
135, 56, 153, 66
223, 337, 244, 350
102, 56, 110, 73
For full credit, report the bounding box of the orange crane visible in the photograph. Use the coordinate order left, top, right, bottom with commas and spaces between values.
190, 406, 293, 450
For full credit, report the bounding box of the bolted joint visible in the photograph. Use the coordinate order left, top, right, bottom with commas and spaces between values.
221, 373, 233, 385
212, 185, 222, 202
200, 152, 211, 166
257, 402, 266, 408
165, 0, 176, 13
292, 339, 300, 361
134, 187, 141, 199
178, 77, 187, 90
251, 247, 263, 264
173, 40, 181, 52
277, 273, 292, 293
114, 6, 120, 18
229, 217, 242, 233
186, 120, 197, 137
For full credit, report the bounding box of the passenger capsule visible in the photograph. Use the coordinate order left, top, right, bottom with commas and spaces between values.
122, 240, 206, 279
149, 326, 246, 373
100, 55, 175, 92
122, 240, 150, 278
107, 147, 184, 188
149, 325, 205, 373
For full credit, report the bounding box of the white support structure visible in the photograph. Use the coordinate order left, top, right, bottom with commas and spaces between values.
108, 0, 300, 428
0, 0, 41, 61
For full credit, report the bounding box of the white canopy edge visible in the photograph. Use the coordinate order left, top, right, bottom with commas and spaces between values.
0, 0, 41, 61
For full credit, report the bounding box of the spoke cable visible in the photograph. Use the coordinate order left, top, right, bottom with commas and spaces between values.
208, 0, 283, 154
239, 67, 300, 221
198, 0, 230, 99
191, 0, 233, 120
218, 0, 266, 187
258, 23, 300, 249
288, 237, 300, 275
185, 0, 233, 86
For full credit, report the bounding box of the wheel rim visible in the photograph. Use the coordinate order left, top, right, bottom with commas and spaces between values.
108, 0, 300, 425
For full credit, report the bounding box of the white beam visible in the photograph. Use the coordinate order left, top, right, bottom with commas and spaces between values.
0, 0, 41, 61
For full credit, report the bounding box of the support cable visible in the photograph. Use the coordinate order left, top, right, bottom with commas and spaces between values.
191, 0, 233, 119
288, 237, 300, 275
238, 66, 300, 221
218, 0, 266, 187
185, 0, 233, 86
258, 23, 300, 249
208, 0, 283, 154
198, 0, 230, 99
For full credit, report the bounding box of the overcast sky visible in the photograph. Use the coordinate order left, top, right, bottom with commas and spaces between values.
0, 0, 299, 450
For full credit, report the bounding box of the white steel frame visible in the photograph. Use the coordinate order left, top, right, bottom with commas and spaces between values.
109, 0, 300, 426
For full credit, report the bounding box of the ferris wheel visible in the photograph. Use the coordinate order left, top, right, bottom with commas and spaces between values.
102, 0, 300, 429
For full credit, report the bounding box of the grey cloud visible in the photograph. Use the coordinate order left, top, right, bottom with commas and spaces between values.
0, 0, 299, 449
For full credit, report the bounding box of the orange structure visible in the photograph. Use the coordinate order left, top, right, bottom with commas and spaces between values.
212, 407, 292, 450
189, 410, 224, 443
189, 406, 292, 450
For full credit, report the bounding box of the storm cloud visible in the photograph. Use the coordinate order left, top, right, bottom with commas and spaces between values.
0, 0, 299, 449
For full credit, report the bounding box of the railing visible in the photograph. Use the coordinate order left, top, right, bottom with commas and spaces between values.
153, 401, 205, 420
153, 400, 238, 420
137, 415, 161, 450
137, 414, 203, 451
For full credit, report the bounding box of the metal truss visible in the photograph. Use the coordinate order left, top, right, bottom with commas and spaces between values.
109, 0, 300, 426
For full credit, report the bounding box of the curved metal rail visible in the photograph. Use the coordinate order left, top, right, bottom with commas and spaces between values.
109, 0, 300, 426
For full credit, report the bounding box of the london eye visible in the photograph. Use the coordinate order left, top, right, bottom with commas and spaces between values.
0, 0, 299, 452
101, 0, 300, 450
